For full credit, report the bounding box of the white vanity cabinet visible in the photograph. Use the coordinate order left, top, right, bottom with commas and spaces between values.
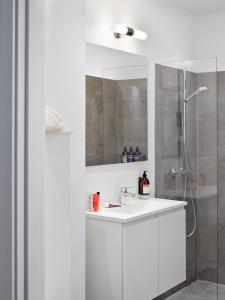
86, 202, 186, 300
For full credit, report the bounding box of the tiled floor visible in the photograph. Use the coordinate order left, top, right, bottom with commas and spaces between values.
167, 280, 225, 300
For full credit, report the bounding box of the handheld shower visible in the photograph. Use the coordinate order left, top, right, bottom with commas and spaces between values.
183, 84, 208, 142
184, 86, 208, 103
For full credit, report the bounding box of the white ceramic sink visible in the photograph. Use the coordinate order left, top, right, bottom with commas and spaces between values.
86, 198, 187, 223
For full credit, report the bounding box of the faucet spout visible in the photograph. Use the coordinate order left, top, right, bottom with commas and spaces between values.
119, 187, 136, 205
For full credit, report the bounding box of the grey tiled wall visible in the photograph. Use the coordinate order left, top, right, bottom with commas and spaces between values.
86, 75, 148, 166
102, 78, 118, 164
117, 79, 148, 158
86, 76, 105, 166
155, 65, 221, 287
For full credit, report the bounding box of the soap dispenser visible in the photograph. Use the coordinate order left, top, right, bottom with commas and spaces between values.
139, 171, 150, 196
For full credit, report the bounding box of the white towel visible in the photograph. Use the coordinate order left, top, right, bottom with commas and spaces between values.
45, 107, 65, 133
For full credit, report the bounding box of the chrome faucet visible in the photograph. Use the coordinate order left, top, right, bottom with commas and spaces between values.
119, 187, 136, 205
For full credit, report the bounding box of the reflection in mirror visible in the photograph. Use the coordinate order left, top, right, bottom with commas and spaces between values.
86, 43, 148, 166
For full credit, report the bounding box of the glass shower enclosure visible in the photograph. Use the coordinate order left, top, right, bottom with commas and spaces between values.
155, 58, 221, 299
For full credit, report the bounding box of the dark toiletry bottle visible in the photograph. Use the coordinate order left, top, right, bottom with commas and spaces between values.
121, 146, 128, 163
134, 146, 142, 162
139, 171, 150, 195
127, 146, 134, 162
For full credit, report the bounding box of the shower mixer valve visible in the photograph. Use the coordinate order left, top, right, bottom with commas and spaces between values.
170, 168, 190, 177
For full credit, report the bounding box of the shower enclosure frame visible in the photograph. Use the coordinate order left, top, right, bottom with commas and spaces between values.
0, 0, 29, 299
1, 0, 46, 299
155, 57, 219, 299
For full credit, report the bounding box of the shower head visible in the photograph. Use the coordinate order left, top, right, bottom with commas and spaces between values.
184, 86, 208, 103
198, 86, 208, 92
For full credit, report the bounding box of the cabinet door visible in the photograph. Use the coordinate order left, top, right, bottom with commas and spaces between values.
158, 209, 186, 295
123, 217, 158, 300
86, 219, 123, 300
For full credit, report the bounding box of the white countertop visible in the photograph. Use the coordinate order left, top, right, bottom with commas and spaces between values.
85, 198, 187, 223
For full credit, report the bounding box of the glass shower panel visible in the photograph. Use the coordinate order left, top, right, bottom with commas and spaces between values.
218, 67, 225, 300
155, 58, 218, 299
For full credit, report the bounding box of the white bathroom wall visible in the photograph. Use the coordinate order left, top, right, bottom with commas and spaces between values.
162, 58, 218, 74
85, 0, 196, 201
196, 12, 225, 71
44, 0, 85, 300
85, 0, 196, 59
45, 134, 71, 300
28, 0, 46, 299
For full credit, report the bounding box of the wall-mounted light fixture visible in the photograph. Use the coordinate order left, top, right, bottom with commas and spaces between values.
112, 24, 148, 40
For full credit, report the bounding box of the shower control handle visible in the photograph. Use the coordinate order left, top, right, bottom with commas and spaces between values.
170, 168, 178, 177
169, 168, 189, 177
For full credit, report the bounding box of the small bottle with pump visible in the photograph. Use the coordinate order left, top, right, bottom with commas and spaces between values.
139, 171, 150, 196
127, 146, 134, 162
121, 146, 128, 163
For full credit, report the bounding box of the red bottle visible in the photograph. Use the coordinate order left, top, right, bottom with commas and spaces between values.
93, 192, 100, 212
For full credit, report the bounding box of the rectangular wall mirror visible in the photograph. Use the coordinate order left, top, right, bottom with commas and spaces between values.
86, 43, 148, 166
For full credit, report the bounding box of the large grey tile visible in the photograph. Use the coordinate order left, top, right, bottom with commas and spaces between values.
86, 75, 104, 166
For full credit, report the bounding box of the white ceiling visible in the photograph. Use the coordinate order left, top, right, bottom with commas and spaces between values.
160, 0, 225, 15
